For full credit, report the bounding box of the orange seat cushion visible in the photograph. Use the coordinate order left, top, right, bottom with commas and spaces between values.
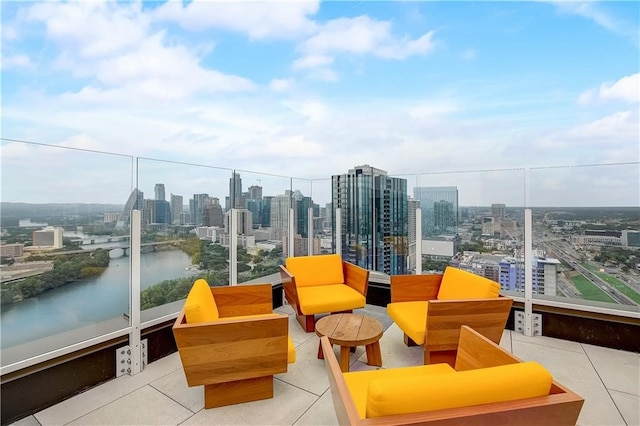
437, 267, 500, 300
297, 284, 366, 315
386, 301, 428, 345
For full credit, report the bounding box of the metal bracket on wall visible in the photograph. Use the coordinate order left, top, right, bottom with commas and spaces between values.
116, 339, 148, 377
515, 311, 543, 336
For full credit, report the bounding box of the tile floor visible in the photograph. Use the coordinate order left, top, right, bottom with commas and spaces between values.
10, 304, 640, 426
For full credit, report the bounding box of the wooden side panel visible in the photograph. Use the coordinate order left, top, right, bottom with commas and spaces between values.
173, 315, 288, 387
321, 336, 363, 426
389, 274, 442, 303
343, 261, 370, 296
211, 284, 273, 317
425, 297, 513, 352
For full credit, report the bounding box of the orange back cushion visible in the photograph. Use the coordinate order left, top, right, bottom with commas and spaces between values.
285, 254, 344, 288
184, 279, 219, 323
437, 267, 500, 300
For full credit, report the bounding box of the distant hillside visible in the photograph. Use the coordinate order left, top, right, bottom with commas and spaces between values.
1, 203, 124, 219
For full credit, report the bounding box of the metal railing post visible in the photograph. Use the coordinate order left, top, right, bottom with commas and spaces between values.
129, 209, 142, 375
416, 207, 422, 275
230, 208, 238, 285
524, 208, 533, 336
335, 207, 342, 256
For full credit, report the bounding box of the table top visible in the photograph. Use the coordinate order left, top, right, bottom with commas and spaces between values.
315, 313, 383, 346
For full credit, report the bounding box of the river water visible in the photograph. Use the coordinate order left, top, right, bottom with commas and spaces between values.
0, 249, 194, 349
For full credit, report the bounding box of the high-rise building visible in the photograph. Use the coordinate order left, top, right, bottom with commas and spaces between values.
498, 257, 560, 295
332, 165, 408, 275
204, 204, 224, 227
190, 193, 211, 225
116, 188, 144, 229
170, 194, 183, 225
32, 226, 64, 249
247, 185, 262, 200
153, 200, 171, 224
413, 186, 458, 238
292, 190, 313, 238
270, 193, 291, 243
227, 172, 244, 210
154, 184, 165, 201
492, 203, 506, 222
224, 209, 253, 236
407, 198, 419, 272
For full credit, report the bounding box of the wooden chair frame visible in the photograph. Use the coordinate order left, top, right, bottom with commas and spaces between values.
280, 259, 369, 332
390, 274, 513, 365
172, 283, 289, 408
322, 326, 584, 425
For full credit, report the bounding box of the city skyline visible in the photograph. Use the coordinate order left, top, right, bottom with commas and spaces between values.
1, 1, 638, 207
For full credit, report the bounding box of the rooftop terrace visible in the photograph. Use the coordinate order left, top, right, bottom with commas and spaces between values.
9, 304, 639, 426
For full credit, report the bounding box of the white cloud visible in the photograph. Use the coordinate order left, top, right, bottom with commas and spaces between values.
300, 16, 435, 60
545, 1, 639, 44
23, 2, 255, 103
152, 0, 320, 40
1, 54, 32, 70
269, 78, 294, 92
292, 54, 334, 70
27, 1, 149, 58
578, 73, 640, 105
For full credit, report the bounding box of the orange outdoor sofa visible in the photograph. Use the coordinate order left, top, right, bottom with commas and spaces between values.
172, 280, 295, 408
280, 254, 369, 332
387, 266, 513, 365
322, 325, 584, 425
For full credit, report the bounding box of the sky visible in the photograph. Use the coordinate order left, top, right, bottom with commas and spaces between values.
1, 0, 639, 207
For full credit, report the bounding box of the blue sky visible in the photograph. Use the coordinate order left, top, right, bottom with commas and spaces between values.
1, 1, 639, 206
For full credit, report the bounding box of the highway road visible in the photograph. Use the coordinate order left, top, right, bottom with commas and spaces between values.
544, 240, 637, 305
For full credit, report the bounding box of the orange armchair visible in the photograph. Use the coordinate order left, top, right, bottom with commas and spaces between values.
280, 254, 369, 332
172, 280, 294, 408
322, 326, 583, 425
387, 267, 513, 365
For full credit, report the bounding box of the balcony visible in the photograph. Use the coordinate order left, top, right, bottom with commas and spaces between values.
8, 304, 638, 426
1, 140, 639, 425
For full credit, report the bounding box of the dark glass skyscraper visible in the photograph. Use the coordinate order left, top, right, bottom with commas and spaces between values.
332, 165, 408, 275
413, 186, 459, 238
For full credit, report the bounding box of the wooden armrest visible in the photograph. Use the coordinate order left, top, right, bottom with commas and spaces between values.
211, 283, 274, 317
343, 261, 369, 296
279, 264, 300, 308
321, 336, 361, 425
390, 274, 443, 302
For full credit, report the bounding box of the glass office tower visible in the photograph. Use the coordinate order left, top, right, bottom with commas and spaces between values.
413, 186, 459, 238
332, 165, 408, 275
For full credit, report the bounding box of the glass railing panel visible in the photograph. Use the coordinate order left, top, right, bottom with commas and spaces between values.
229, 170, 292, 283
135, 158, 233, 322
529, 163, 640, 313
0, 140, 134, 367
417, 169, 527, 298
291, 178, 313, 257
311, 177, 333, 255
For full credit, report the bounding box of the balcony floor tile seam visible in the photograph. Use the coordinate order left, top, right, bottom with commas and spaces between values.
290, 388, 332, 426
274, 375, 327, 398
148, 382, 200, 415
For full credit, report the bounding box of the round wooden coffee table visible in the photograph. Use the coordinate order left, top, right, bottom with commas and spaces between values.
315, 313, 383, 372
